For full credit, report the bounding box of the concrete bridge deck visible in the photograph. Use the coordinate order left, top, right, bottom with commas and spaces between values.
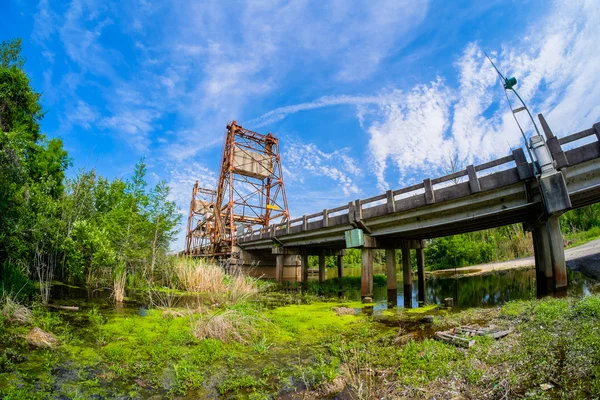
232, 118, 600, 302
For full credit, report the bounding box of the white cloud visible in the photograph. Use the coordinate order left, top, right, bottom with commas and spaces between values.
100, 110, 160, 152
68, 100, 99, 130
367, 80, 453, 190
283, 139, 362, 197
249, 0, 600, 191
246, 94, 390, 129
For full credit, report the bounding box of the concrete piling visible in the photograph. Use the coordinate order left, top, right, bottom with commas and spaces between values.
532, 215, 567, 293
361, 248, 373, 301
532, 223, 553, 295
275, 254, 284, 283
318, 253, 326, 283
546, 216, 567, 289
416, 246, 426, 304
337, 255, 344, 278
301, 253, 309, 283
386, 249, 397, 290
402, 246, 412, 308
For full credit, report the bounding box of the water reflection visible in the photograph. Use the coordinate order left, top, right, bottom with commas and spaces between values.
328, 267, 598, 310
50, 266, 598, 313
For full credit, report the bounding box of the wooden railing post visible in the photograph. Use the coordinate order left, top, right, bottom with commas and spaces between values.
322, 209, 329, 228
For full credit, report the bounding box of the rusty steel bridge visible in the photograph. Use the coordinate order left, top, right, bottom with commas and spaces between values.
186, 115, 600, 304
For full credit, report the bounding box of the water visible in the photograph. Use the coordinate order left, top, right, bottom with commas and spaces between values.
309, 265, 599, 311
50, 266, 599, 313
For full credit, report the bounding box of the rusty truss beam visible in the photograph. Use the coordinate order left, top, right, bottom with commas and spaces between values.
184, 121, 289, 257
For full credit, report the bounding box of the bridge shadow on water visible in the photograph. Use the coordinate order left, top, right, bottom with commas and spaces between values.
322, 267, 599, 312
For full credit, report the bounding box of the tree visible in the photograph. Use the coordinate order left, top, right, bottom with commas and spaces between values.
146, 180, 180, 282
0, 38, 69, 300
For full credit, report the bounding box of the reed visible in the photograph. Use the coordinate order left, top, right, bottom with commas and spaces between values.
175, 258, 225, 294
113, 267, 127, 303
173, 258, 260, 304
192, 309, 257, 344
1, 293, 33, 325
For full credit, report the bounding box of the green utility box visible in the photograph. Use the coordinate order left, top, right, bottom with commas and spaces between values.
345, 228, 365, 248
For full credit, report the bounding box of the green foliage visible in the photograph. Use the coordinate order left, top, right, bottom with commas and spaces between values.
0, 39, 180, 297
561, 203, 600, 233
425, 224, 533, 270
425, 204, 600, 271
218, 374, 267, 395
173, 360, 204, 395
0, 262, 33, 299
343, 248, 361, 267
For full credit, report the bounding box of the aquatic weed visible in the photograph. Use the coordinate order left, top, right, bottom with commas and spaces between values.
87, 307, 104, 326
172, 360, 204, 395
252, 336, 272, 355
218, 374, 267, 395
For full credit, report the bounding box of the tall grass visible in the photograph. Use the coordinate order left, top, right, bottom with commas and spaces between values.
174, 258, 260, 304
191, 309, 258, 344
175, 258, 225, 294
1, 293, 33, 325
112, 267, 127, 303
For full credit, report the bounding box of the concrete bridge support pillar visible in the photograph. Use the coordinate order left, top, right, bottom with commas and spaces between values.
318, 253, 326, 283
361, 248, 373, 301
275, 254, 284, 283
547, 216, 568, 290
533, 223, 553, 294
301, 253, 309, 283
532, 215, 567, 293
402, 246, 413, 308
386, 249, 398, 306
386, 249, 397, 290
416, 246, 426, 305
337, 255, 344, 279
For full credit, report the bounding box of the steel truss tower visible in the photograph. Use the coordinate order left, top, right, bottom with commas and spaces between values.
184, 121, 289, 257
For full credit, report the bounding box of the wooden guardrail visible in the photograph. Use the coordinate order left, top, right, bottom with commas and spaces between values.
239, 123, 600, 243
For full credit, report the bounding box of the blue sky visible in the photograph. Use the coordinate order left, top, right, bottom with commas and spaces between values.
2, 0, 600, 249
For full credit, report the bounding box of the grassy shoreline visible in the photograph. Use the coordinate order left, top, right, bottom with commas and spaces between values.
1, 289, 599, 399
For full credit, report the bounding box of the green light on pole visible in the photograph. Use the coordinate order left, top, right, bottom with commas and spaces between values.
504, 77, 517, 90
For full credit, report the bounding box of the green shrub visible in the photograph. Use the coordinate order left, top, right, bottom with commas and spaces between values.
572, 296, 600, 318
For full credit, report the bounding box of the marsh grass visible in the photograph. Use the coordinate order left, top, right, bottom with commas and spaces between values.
175, 257, 224, 293
1, 293, 33, 325
174, 258, 261, 304
192, 309, 259, 344
112, 267, 127, 303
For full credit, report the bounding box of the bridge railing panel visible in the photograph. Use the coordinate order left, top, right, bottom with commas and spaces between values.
328, 204, 350, 216
238, 122, 599, 245
360, 193, 387, 209
558, 127, 596, 146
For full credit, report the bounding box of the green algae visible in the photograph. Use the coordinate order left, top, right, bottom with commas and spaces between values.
1, 289, 600, 399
